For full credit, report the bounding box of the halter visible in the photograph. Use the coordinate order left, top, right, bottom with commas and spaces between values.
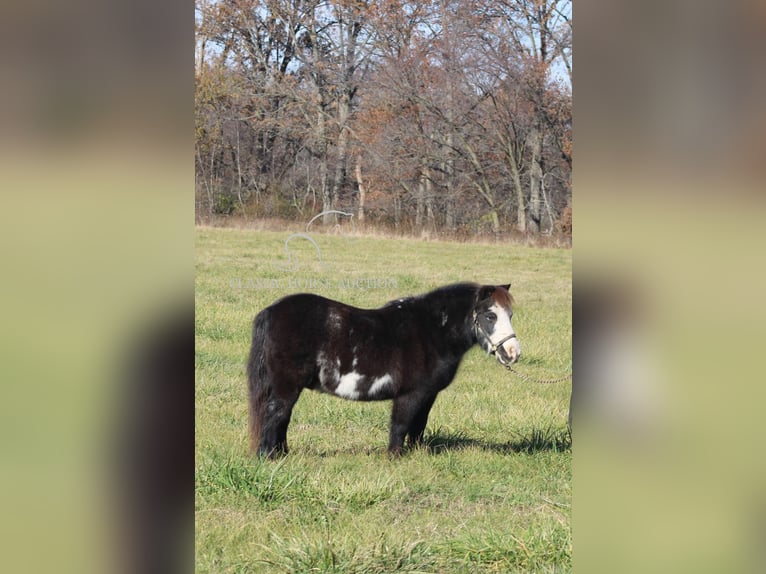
473, 313, 571, 384
473, 315, 517, 356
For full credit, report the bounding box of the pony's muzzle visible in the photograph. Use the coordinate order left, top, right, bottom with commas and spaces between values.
498, 337, 521, 364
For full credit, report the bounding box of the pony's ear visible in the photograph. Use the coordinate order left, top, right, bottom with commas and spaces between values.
502, 283, 511, 291
478, 285, 496, 301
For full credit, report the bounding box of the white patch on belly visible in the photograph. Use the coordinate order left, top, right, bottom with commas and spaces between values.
336, 371, 363, 400
368, 374, 393, 397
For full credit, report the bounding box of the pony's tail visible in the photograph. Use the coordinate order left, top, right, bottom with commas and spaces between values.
247, 309, 271, 455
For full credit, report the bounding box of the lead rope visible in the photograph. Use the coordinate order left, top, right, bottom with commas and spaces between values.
503, 363, 572, 384
473, 315, 571, 384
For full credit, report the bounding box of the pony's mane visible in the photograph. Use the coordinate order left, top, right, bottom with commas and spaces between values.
386, 282, 514, 308
416, 282, 480, 304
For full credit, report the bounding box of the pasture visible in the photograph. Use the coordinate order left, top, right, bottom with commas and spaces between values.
196, 226, 572, 573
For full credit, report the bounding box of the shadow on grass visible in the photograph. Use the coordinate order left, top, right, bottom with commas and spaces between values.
422, 427, 571, 455
279, 428, 572, 458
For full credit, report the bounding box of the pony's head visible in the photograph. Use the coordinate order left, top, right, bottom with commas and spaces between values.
473, 284, 521, 365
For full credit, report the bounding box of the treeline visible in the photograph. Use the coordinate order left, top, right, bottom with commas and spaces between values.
195, 0, 571, 236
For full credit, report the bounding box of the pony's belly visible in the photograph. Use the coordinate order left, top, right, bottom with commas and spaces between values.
319, 368, 396, 401
317, 351, 396, 401
331, 372, 396, 401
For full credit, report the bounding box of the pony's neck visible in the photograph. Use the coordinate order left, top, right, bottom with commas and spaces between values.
419, 288, 477, 352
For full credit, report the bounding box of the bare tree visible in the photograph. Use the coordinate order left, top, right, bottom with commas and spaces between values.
194, 0, 571, 236
493, 0, 571, 233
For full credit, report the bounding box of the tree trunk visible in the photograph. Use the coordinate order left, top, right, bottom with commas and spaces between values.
321, 170, 332, 221
328, 91, 350, 225
444, 152, 455, 230
354, 155, 365, 223
424, 162, 434, 228
444, 30, 456, 231
509, 148, 526, 232
489, 209, 500, 234
445, 198, 455, 230
541, 174, 556, 233
528, 124, 543, 233
235, 121, 245, 214
317, 108, 333, 223
416, 158, 427, 228
415, 174, 424, 228
415, 161, 434, 229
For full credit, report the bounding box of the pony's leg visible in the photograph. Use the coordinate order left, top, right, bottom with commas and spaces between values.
388, 394, 430, 455
273, 390, 301, 454
407, 394, 437, 447
259, 389, 301, 458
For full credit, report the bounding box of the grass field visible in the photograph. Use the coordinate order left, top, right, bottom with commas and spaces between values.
196, 226, 572, 573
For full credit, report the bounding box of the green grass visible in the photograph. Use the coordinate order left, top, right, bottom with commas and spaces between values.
196, 226, 572, 573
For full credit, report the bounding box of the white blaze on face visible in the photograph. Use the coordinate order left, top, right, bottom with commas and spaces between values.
488, 302, 521, 362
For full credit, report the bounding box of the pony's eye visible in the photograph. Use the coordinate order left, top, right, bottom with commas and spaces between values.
485, 312, 497, 322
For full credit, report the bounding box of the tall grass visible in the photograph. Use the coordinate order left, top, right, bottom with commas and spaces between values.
196, 226, 571, 573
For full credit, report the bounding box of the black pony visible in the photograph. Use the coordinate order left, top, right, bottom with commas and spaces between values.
247, 282, 521, 457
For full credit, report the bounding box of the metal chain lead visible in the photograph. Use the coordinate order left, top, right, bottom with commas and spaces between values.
475, 314, 571, 384
504, 364, 572, 384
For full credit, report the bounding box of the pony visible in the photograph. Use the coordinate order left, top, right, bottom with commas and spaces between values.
247, 282, 521, 457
